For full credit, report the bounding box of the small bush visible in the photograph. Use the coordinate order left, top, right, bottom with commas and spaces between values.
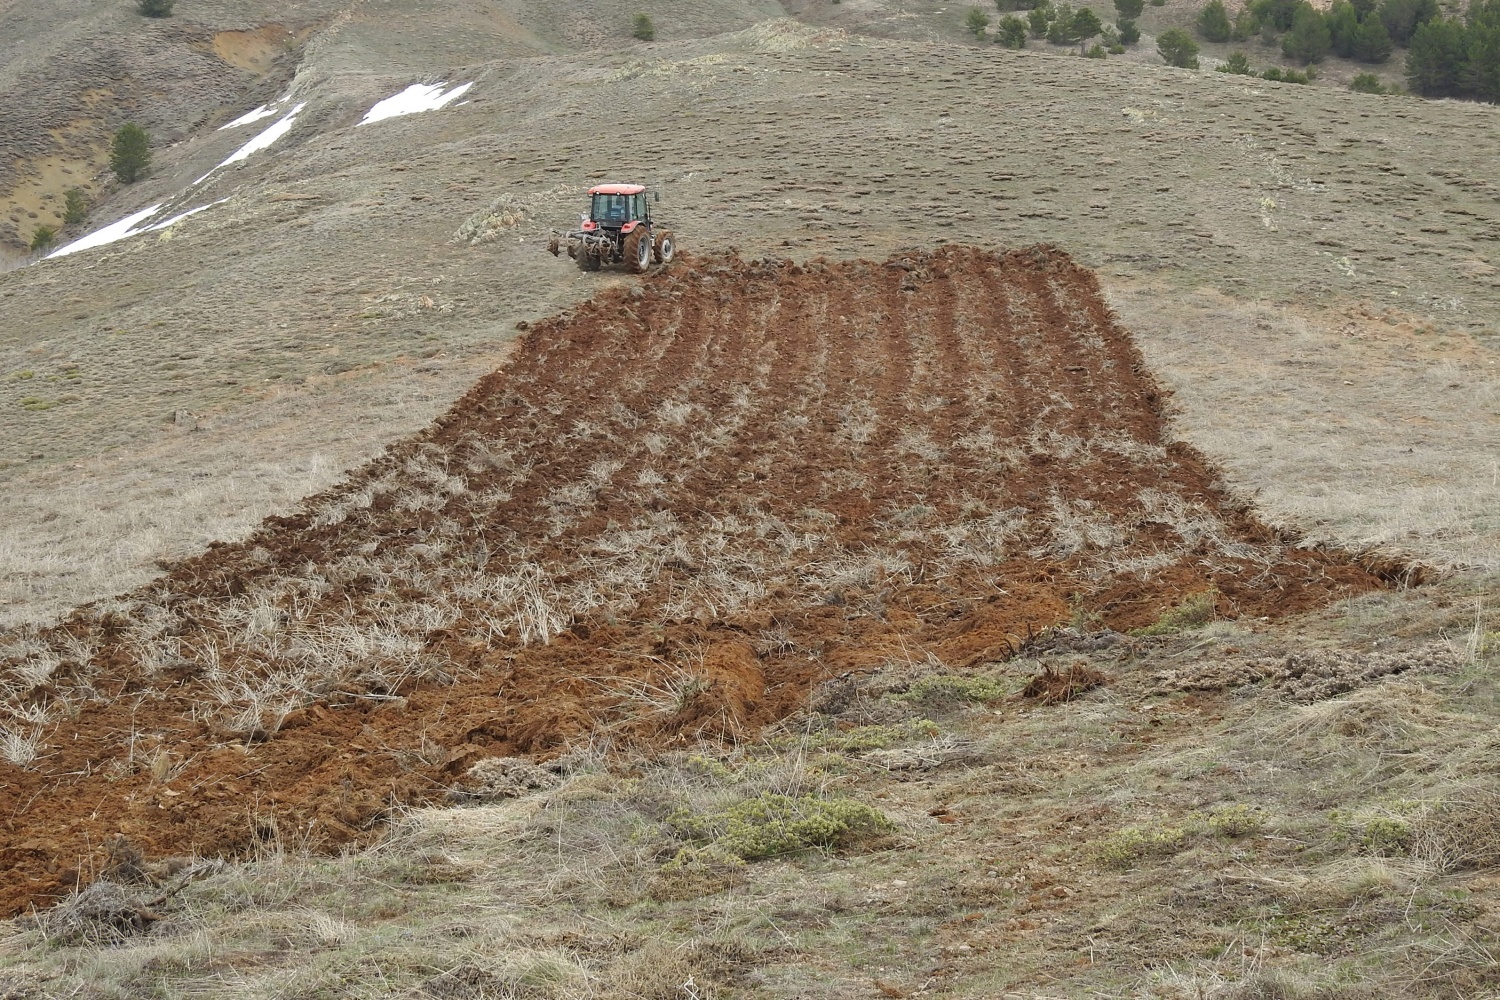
1331, 809, 1413, 855
1261, 65, 1314, 81
1097, 824, 1189, 869
1207, 804, 1265, 838
110, 123, 151, 184
29, 225, 57, 253
1115, 0, 1145, 18
137, 0, 173, 16
997, 14, 1029, 45
1217, 49, 1255, 72
1350, 70, 1386, 91
1084, 41, 1107, 55
1132, 588, 1217, 637
631, 13, 655, 41
62, 188, 87, 225
1117, 17, 1141, 43
891, 673, 1010, 707
785, 719, 940, 753
1108, 41, 1126, 51
1157, 26, 1202, 66
966, 6, 992, 35
668, 793, 895, 862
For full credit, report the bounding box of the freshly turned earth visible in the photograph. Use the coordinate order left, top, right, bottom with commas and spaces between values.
0, 246, 1385, 916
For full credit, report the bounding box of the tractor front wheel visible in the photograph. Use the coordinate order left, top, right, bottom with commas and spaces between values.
623, 227, 651, 274
653, 230, 675, 265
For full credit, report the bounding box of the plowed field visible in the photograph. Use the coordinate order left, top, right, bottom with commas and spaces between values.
0, 247, 1385, 916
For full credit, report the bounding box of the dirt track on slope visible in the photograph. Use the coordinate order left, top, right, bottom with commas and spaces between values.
0, 247, 1385, 916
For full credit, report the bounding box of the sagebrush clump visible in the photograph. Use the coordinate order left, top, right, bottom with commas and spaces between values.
667, 793, 895, 862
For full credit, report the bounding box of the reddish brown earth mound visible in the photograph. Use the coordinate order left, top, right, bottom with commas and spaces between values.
0, 246, 1383, 916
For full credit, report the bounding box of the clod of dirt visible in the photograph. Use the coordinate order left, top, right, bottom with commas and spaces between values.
0, 245, 1390, 917
450, 755, 560, 803
1020, 660, 1110, 705
1137, 644, 1457, 702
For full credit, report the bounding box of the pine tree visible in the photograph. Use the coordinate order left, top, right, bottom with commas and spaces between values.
1405, 17, 1467, 93
1353, 12, 1393, 60
62, 188, 88, 225
1157, 26, 1202, 65
1115, 0, 1146, 19
1282, 1, 1332, 62
1329, 0, 1361, 56
997, 14, 1030, 45
1197, 0, 1233, 41
110, 124, 151, 184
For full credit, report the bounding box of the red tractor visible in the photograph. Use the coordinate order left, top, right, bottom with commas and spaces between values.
548, 183, 674, 273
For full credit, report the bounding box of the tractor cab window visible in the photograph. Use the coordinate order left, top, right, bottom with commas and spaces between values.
592, 194, 630, 226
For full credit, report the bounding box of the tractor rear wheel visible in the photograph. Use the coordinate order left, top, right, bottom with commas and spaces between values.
576, 244, 600, 271
623, 227, 651, 274
653, 230, 675, 265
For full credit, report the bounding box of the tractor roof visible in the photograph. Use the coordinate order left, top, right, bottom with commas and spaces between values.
589, 183, 646, 195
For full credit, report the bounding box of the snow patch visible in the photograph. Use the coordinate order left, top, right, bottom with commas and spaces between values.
358, 82, 473, 126
219, 104, 277, 130
47, 205, 163, 259
198, 103, 307, 183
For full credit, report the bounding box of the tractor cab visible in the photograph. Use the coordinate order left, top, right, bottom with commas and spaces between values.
583, 183, 649, 233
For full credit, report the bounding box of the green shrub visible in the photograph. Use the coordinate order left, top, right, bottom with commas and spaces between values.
1028, 3, 1055, 36
966, 6, 992, 35
891, 673, 1009, 707
1217, 48, 1255, 72
1207, 805, 1265, 838
997, 14, 1030, 45
785, 719, 940, 753
1157, 26, 1202, 65
668, 793, 895, 862
1281, 1, 1332, 62
1353, 13, 1394, 60
1117, 17, 1141, 43
1047, 3, 1077, 43
1198, 0, 1234, 41
1084, 42, 1107, 55
1251, 0, 1302, 31
1131, 588, 1217, 637
110, 123, 151, 184
137, 0, 173, 16
1261, 65, 1314, 81
1096, 824, 1189, 869
29, 224, 57, 253
1350, 70, 1387, 91
1108, 41, 1126, 51
631, 13, 655, 40
1115, 0, 1145, 17
62, 188, 87, 225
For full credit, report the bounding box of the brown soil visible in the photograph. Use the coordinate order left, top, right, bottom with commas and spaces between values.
209, 24, 300, 76
0, 246, 1385, 917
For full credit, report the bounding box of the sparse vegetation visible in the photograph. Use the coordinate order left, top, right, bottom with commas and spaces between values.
136, 0, 173, 16
668, 792, 895, 862
1350, 69, 1387, 90
630, 12, 655, 41
109, 123, 151, 184
966, 5, 992, 36
1157, 26, 1202, 66
1133, 587, 1217, 636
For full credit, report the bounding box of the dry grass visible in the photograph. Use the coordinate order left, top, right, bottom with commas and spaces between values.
5, 583, 1497, 997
